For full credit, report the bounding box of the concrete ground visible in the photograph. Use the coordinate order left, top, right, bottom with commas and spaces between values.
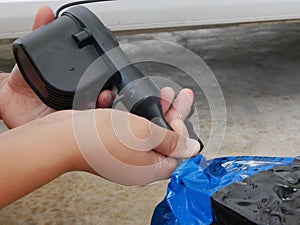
0, 21, 300, 224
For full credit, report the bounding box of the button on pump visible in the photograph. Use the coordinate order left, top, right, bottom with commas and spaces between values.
72, 29, 93, 48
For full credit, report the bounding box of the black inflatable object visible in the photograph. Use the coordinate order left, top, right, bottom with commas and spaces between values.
211, 159, 300, 225
12, 5, 203, 147
151, 156, 299, 225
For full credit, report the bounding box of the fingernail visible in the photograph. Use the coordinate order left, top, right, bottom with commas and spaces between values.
186, 138, 200, 152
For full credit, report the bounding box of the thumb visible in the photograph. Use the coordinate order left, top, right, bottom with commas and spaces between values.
32, 6, 55, 30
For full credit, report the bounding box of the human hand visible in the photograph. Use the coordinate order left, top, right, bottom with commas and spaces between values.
0, 6, 114, 128
0, 87, 199, 207
71, 87, 200, 185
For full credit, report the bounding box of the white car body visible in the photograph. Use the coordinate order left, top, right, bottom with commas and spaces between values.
0, 0, 300, 39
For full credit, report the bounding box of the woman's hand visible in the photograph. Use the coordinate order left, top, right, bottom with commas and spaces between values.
0, 87, 200, 208
0, 6, 114, 128
72, 87, 199, 185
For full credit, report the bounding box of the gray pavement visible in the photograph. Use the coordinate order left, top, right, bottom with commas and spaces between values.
0, 21, 299, 224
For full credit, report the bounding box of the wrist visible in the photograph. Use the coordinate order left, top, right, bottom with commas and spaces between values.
42, 110, 94, 174
40, 110, 79, 174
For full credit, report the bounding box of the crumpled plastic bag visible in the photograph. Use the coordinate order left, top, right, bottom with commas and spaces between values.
151, 155, 297, 225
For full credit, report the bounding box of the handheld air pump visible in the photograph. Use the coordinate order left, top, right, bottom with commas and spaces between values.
12, 3, 203, 149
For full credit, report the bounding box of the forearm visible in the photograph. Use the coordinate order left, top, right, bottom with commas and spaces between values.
0, 111, 84, 208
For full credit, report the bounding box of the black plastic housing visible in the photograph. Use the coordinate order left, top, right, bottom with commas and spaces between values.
13, 5, 203, 149
13, 6, 119, 110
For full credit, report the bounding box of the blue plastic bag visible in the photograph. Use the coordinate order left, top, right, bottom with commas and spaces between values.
151, 155, 297, 225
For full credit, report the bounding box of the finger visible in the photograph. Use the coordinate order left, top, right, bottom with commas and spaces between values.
170, 119, 189, 137
96, 110, 199, 159
160, 87, 175, 115
165, 88, 194, 123
32, 6, 55, 30
97, 90, 115, 108
113, 153, 179, 186
141, 154, 179, 185
153, 124, 200, 159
